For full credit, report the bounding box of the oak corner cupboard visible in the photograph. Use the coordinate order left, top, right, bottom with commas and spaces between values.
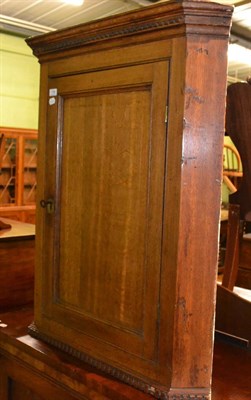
26, 1, 233, 399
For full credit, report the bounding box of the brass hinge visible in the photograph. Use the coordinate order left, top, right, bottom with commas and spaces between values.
40, 198, 55, 214
165, 105, 168, 123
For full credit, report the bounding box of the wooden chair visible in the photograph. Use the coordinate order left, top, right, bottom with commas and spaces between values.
227, 79, 251, 221
223, 143, 242, 193
223, 79, 251, 283
222, 203, 243, 290
216, 80, 251, 348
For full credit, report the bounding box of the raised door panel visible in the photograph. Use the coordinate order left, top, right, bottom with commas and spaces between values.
37, 61, 169, 383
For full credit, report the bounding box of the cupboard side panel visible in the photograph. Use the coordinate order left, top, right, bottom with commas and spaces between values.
171, 36, 229, 390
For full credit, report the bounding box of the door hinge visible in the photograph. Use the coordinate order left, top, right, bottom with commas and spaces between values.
165, 106, 168, 123
40, 198, 55, 214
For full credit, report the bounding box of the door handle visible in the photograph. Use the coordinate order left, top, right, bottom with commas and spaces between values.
40, 198, 55, 214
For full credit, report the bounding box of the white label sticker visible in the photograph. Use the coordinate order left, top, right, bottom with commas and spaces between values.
49, 97, 56, 105
49, 88, 57, 97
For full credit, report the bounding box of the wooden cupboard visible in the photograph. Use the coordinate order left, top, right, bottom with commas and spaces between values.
0, 127, 37, 223
26, 1, 233, 399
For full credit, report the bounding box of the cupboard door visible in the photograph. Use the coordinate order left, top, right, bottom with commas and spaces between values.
36, 61, 170, 384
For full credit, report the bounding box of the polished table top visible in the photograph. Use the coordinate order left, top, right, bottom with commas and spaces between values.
0, 218, 35, 241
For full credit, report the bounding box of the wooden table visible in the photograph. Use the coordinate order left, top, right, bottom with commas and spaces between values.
0, 217, 35, 240
0, 307, 250, 400
0, 218, 35, 311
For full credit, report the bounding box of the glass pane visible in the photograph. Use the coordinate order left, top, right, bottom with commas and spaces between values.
0, 137, 17, 205
23, 138, 37, 204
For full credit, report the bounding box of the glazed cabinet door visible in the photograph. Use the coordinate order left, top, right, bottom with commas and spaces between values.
36, 60, 170, 387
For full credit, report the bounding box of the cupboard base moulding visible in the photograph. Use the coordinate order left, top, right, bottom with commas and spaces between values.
28, 322, 210, 400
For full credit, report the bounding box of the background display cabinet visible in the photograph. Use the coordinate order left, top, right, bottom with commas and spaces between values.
0, 127, 38, 223
26, 1, 232, 399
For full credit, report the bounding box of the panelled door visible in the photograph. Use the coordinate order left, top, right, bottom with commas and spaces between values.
37, 60, 171, 385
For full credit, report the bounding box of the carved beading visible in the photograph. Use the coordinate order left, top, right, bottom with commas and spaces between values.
28, 322, 210, 400
30, 16, 183, 56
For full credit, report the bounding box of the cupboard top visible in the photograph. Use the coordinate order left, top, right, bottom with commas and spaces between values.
26, 0, 233, 61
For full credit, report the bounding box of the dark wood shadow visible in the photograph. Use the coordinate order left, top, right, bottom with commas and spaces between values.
216, 80, 251, 348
